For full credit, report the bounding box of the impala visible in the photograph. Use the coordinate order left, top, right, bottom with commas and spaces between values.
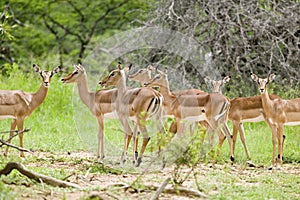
129, 65, 206, 134
1, 64, 61, 157
99, 63, 164, 167
61, 64, 118, 162
251, 73, 300, 169
205, 76, 281, 164
144, 69, 234, 161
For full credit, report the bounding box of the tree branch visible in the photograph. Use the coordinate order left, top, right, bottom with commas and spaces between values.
0, 162, 81, 189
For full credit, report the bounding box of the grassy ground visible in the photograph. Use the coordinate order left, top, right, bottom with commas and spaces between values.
0, 69, 300, 199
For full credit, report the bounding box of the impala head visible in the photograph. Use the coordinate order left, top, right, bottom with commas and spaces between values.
128, 65, 155, 83
144, 67, 168, 88
99, 62, 131, 88
61, 64, 86, 84
251, 73, 276, 94
33, 64, 61, 87
204, 76, 231, 93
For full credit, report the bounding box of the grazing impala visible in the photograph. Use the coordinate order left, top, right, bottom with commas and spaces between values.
144, 69, 234, 160
251, 73, 300, 169
1, 64, 61, 157
61, 64, 119, 162
205, 76, 281, 164
99, 63, 164, 167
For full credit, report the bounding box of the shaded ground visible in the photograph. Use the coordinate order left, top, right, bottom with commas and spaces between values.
2, 151, 300, 200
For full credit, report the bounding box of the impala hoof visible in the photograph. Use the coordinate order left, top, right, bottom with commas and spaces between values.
136, 158, 142, 167
268, 165, 274, 170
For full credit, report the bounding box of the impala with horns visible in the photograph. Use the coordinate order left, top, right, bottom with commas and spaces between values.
251, 73, 300, 169
144, 68, 234, 161
99, 63, 164, 167
1, 64, 61, 157
205, 76, 281, 165
61, 64, 119, 162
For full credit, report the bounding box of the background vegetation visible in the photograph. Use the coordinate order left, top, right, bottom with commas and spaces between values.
0, 0, 300, 199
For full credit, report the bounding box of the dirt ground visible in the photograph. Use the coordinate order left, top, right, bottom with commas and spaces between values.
2, 151, 300, 200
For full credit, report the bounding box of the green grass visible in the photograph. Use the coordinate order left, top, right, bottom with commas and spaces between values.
0, 68, 300, 199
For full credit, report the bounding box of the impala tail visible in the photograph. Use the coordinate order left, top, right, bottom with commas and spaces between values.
214, 101, 230, 122
147, 95, 164, 119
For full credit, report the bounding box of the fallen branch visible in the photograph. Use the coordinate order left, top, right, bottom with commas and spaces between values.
150, 177, 171, 200
0, 162, 81, 189
0, 139, 32, 153
0, 128, 31, 135
0, 128, 31, 150
107, 182, 207, 198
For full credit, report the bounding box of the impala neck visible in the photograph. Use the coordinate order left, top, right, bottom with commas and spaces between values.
77, 72, 94, 112
116, 72, 127, 98
261, 87, 272, 114
31, 84, 48, 109
158, 79, 172, 99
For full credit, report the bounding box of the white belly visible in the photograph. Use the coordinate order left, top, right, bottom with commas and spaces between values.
182, 114, 207, 123
284, 121, 300, 126
104, 111, 119, 119
241, 115, 264, 123
0, 115, 16, 120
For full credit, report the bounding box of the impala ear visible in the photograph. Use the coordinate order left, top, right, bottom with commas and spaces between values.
223, 76, 231, 83
52, 66, 61, 74
204, 76, 211, 84
268, 73, 276, 83
147, 65, 156, 71
117, 62, 122, 70
33, 64, 42, 73
250, 73, 259, 82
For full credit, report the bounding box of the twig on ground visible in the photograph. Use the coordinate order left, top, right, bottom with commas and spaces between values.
0, 139, 32, 153
0, 128, 31, 148
150, 177, 171, 200
0, 128, 31, 135
0, 162, 81, 189
106, 182, 208, 198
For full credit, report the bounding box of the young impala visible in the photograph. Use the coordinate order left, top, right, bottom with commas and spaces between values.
99, 63, 164, 167
205, 76, 281, 164
1, 64, 61, 157
251, 73, 300, 169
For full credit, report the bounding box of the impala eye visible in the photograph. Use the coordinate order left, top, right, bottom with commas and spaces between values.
73, 71, 79, 75
110, 72, 115, 76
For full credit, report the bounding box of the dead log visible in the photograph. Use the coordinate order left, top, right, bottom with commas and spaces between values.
0, 162, 81, 189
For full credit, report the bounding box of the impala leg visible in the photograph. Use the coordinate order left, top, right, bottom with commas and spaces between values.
230, 121, 239, 160
155, 116, 165, 154
169, 120, 177, 134
216, 130, 225, 157
96, 116, 105, 162
270, 125, 277, 170
199, 121, 209, 144
136, 121, 150, 167
277, 125, 284, 169
176, 119, 186, 138
17, 119, 25, 158
132, 121, 139, 165
120, 118, 133, 165
238, 123, 251, 161
222, 123, 234, 162
4, 119, 17, 157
